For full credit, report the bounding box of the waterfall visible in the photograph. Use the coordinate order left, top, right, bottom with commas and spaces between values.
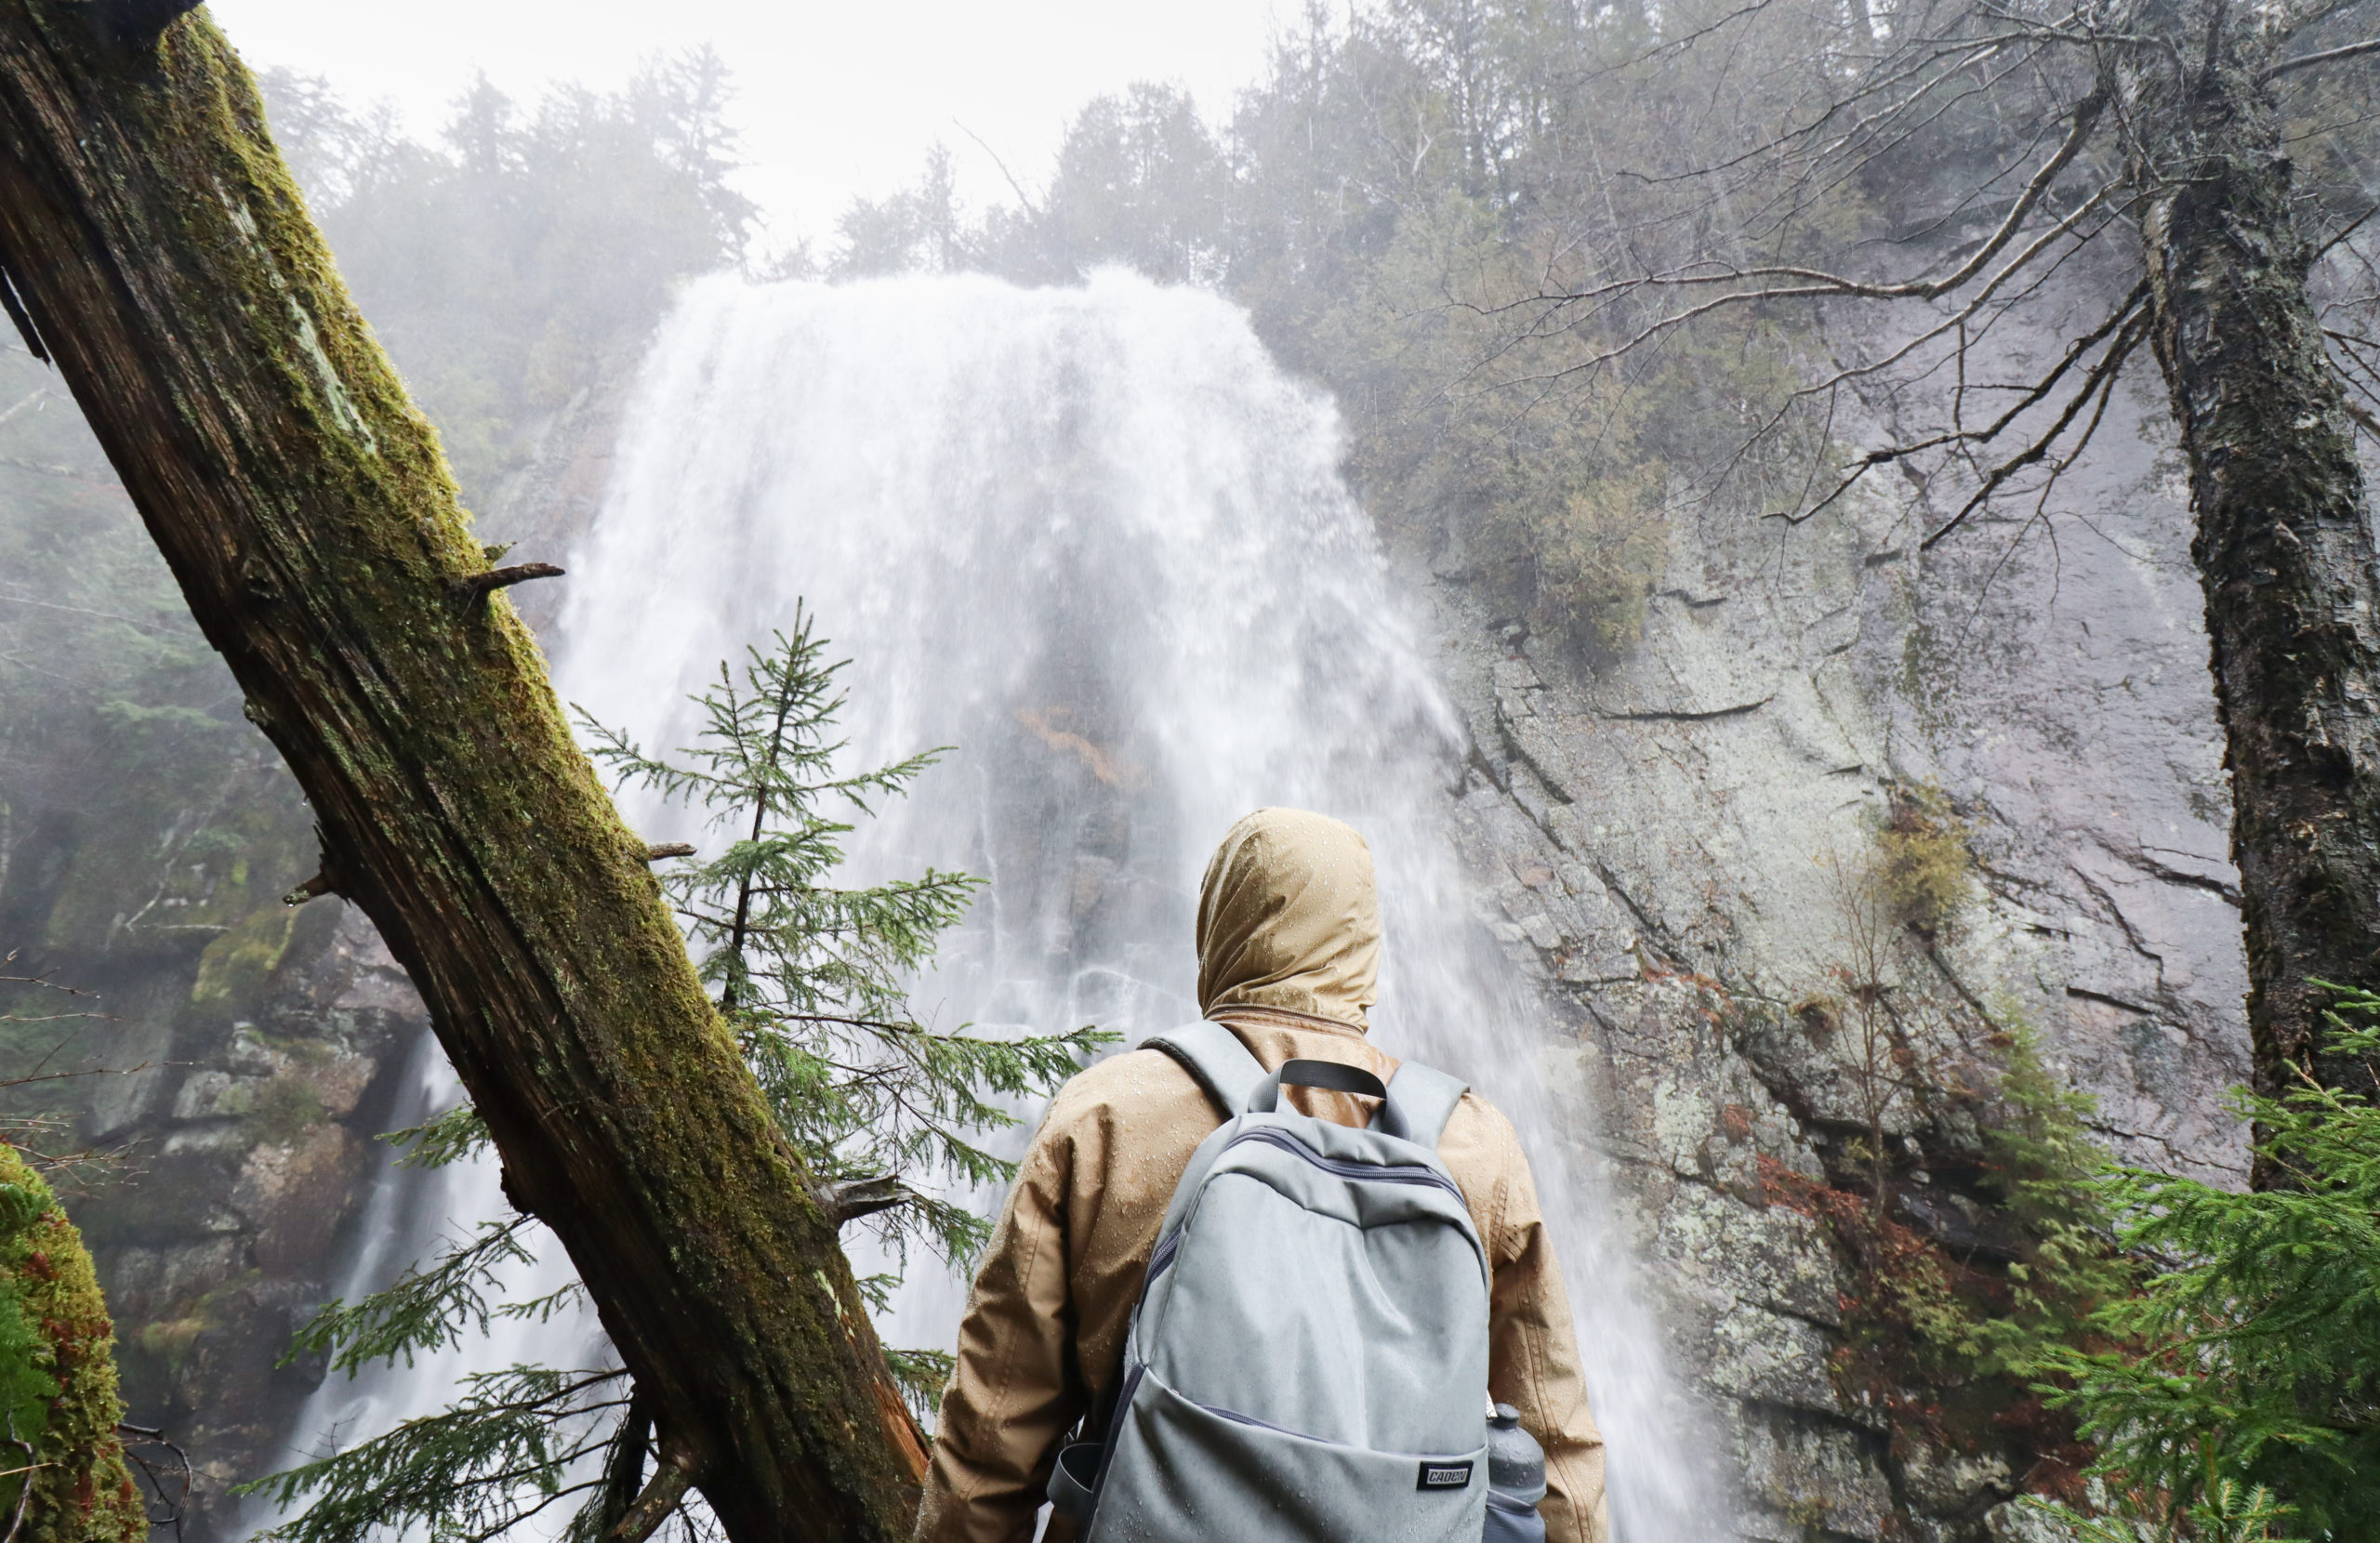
267, 269, 1724, 1540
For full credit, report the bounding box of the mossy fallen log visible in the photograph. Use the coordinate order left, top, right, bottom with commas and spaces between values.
0, 7, 926, 1538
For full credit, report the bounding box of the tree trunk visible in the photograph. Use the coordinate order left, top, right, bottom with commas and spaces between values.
0, 7, 928, 1536
2142, 48, 2380, 1134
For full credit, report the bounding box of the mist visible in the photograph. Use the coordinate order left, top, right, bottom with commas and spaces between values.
1, 2, 2375, 1541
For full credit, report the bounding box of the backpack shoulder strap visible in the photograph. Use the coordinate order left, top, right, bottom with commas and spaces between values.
1143, 1020, 1269, 1119
1382, 1061, 1469, 1149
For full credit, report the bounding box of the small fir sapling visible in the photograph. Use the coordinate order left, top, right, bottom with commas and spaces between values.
241, 615, 1107, 1543
578, 606, 1109, 1274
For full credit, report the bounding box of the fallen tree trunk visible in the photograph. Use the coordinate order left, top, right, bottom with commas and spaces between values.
0, 6, 927, 1536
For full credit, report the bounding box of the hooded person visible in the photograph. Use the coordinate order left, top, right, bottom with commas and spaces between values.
915, 808, 1610, 1542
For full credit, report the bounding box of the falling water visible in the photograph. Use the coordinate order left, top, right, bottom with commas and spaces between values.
270, 269, 1725, 1539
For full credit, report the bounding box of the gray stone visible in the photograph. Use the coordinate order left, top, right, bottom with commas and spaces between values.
81, 902, 433, 1543
153, 1237, 246, 1308
1735, 1412, 1896, 1541
1985, 1498, 2082, 1542
1901, 1443, 2016, 1514
1704, 1301, 1841, 1412
170, 1070, 264, 1121
161, 1125, 255, 1157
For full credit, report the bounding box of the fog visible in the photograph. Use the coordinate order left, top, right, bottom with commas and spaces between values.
5, 1, 2376, 1538
205, 0, 1285, 240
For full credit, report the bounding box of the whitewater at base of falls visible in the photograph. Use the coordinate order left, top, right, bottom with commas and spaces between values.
266, 269, 1725, 1541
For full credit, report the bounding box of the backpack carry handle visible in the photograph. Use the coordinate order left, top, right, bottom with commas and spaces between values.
1249, 1059, 1454, 1143
1146, 1021, 1471, 1148
1245, 1058, 1391, 1112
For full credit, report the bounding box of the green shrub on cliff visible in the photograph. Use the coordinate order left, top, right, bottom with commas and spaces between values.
0, 1142, 143, 1543
1875, 785, 1974, 940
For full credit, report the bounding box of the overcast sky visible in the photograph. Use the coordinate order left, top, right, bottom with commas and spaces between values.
205, 0, 1289, 250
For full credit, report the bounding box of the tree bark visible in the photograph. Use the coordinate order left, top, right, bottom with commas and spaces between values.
0, 7, 927, 1536
2143, 49, 2380, 1130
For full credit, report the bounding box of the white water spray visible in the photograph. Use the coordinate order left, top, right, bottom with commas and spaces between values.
270, 269, 1724, 1540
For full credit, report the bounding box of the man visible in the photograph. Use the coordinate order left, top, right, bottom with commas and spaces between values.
917, 807, 1610, 1542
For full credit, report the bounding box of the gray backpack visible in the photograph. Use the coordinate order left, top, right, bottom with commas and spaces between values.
1047, 1021, 1519, 1542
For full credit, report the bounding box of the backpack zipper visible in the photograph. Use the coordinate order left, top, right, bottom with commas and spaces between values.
1200, 1391, 1482, 1470
1143, 1127, 1462, 1288
1101, 1362, 1478, 1470
1144, 1232, 1181, 1286
1225, 1125, 1468, 1203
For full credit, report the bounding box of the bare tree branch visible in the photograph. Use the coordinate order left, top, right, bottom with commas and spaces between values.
2261, 34, 2380, 78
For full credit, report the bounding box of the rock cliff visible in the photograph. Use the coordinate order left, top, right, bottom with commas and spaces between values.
1419, 289, 2253, 1539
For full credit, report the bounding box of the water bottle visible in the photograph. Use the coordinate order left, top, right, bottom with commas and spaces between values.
1485, 1402, 1547, 1543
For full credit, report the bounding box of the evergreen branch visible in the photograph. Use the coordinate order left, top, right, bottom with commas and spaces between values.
386, 1101, 492, 1169
498, 1278, 590, 1325
237, 1365, 628, 1543
883, 1347, 957, 1417
2030, 992, 2380, 1536
285, 1217, 538, 1374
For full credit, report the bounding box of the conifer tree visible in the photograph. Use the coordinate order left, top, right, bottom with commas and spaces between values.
241, 618, 1106, 1543
2020, 984, 2380, 1541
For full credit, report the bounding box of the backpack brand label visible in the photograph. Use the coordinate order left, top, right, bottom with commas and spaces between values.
1416, 1460, 1474, 1491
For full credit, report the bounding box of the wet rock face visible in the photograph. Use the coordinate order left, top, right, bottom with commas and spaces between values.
1419, 291, 2253, 1541
78, 904, 427, 1541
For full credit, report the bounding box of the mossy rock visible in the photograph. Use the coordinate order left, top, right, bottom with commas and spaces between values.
189, 903, 298, 1019
0, 1144, 144, 1543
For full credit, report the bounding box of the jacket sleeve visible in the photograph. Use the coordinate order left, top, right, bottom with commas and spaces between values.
1488, 1149, 1611, 1543
914, 1113, 1086, 1543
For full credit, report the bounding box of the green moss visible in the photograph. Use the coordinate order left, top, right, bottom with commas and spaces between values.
133, 1315, 203, 1368
124, 1268, 255, 1389
0, 1144, 144, 1543
249, 1075, 326, 1145
189, 903, 297, 1017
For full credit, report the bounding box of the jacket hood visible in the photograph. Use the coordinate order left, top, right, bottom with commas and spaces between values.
1195, 808, 1380, 1030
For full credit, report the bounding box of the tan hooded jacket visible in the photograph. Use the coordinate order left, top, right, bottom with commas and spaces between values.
916, 809, 1609, 1542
